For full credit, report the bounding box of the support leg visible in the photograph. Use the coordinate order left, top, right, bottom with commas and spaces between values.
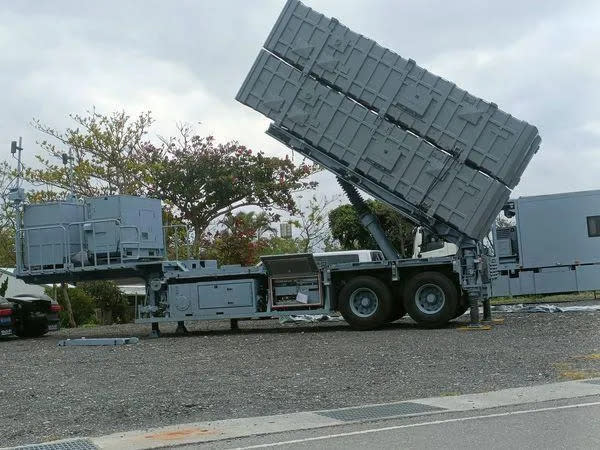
458, 293, 491, 331
469, 295, 481, 327
230, 319, 239, 331
482, 299, 492, 322
482, 299, 505, 325
149, 322, 160, 338
175, 321, 189, 334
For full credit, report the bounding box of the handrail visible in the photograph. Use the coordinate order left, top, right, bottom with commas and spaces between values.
119, 224, 141, 261
19, 218, 157, 274
67, 219, 123, 267
18, 224, 68, 274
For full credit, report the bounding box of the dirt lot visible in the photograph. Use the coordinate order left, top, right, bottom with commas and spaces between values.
2, 308, 600, 447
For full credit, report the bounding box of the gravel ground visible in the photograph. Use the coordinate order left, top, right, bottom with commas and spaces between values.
2, 306, 600, 447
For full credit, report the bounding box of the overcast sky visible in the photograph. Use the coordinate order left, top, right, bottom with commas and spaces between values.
1, 0, 598, 201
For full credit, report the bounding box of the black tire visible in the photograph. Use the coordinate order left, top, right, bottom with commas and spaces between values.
15, 324, 48, 338
338, 276, 393, 330
453, 303, 469, 319
388, 303, 406, 322
403, 272, 458, 327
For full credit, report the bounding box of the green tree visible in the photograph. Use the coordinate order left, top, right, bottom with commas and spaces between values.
261, 236, 302, 256
47, 285, 96, 328
292, 195, 339, 252
0, 230, 15, 267
152, 125, 317, 243
79, 280, 132, 324
200, 212, 271, 265
0, 161, 16, 267
25, 109, 155, 197
0, 277, 8, 297
221, 211, 277, 240
328, 204, 370, 249
329, 200, 415, 257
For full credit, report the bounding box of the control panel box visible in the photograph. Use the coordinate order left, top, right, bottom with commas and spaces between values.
261, 253, 323, 309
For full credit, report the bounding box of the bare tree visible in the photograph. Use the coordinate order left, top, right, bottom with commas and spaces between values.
293, 195, 340, 252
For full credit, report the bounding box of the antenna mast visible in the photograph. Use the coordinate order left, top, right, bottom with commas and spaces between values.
9, 138, 25, 272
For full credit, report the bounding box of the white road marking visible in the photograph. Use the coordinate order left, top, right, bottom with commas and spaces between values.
231, 400, 600, 449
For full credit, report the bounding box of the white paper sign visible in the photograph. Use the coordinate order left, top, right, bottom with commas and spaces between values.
296, 292, 309, 304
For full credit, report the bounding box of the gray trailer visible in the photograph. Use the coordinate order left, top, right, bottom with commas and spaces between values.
10, 0, 540, 335
491, 190, 600, 297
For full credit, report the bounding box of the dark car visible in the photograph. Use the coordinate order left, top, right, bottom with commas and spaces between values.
0, 293, 61, 338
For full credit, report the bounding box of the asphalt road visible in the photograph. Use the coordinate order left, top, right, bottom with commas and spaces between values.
2, 305, 600, 447
199, 395, 600, 449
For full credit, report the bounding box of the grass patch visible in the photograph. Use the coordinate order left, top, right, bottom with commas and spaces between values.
554, 354, 600, 381
491, 291, 599, 306
575, 353, 600, 361
558, 369, 600, 381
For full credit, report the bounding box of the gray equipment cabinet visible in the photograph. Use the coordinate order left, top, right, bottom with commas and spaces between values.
168, 278, 259, 319
85, 195, 164, 261
261, 254, 323, 310
22, 201, 84, 269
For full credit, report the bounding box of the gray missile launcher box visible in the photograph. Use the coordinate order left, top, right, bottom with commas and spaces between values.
237, 0, 541, 242
237, 50, 509, 240
262, 0, 540, 189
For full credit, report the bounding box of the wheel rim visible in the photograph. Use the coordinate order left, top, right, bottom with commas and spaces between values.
415, 283, 445, 315
349, 288, 379, 318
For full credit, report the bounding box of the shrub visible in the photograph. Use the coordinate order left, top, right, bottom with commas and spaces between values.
79, 281, 133, 324
46, 286, 96, 327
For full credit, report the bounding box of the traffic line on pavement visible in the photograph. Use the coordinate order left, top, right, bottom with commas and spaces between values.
6, 378, 600, 450
230, 400, 600, 449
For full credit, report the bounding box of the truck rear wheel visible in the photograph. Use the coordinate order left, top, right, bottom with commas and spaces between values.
389, 303, 406, 322
453, 303, 469, 319
338, 276, 392, 330
403, 272, 457, 327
